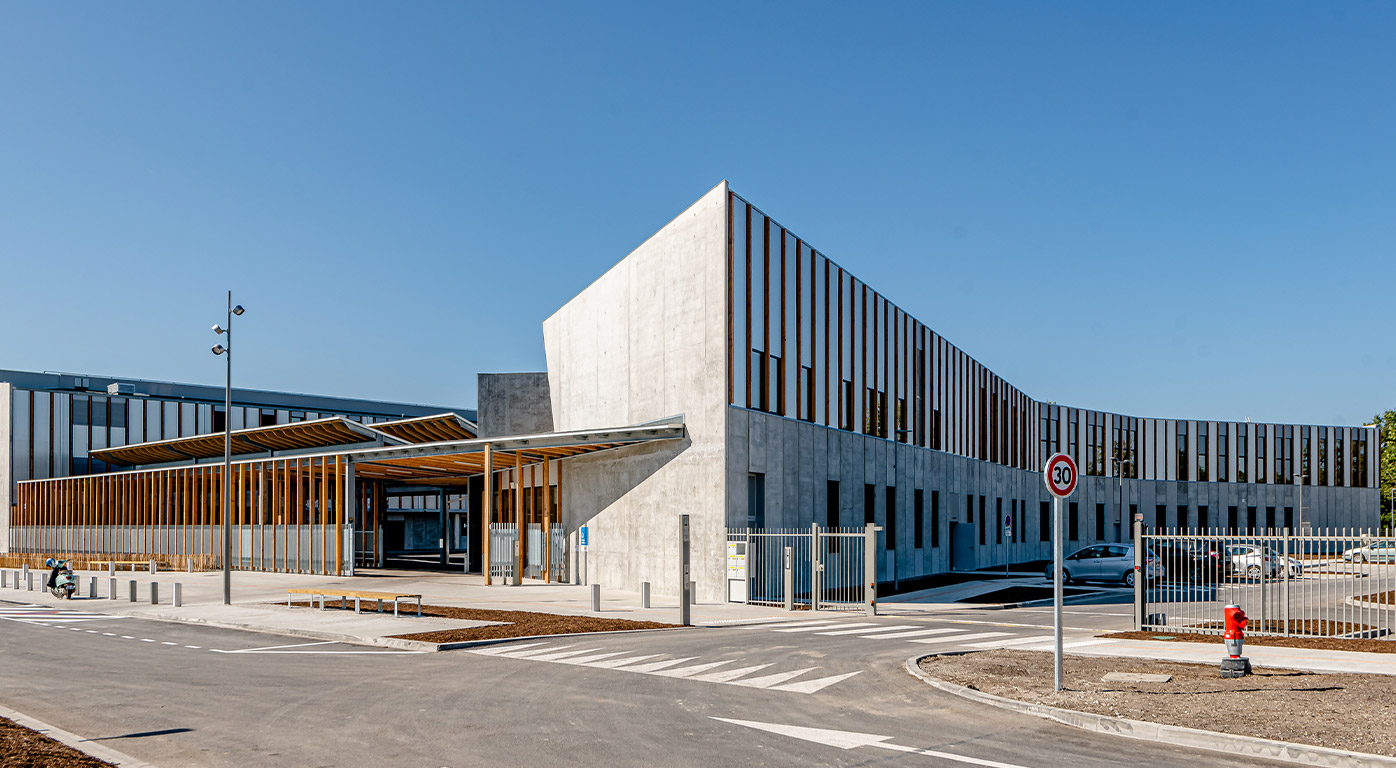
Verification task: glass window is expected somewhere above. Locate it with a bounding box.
[1196,423,1208,481]
[1176,422,1189,481]
[1236,424,1248,482]
[72,395,90,427]
[747,473,765,528]
[1217,423,1228,482]
[1256,425,1267,483]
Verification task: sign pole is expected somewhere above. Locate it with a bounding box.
[1053,495,1064,691]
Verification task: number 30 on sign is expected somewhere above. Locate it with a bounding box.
[1043,453,1078,498]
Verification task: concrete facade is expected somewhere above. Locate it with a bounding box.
[477,373,554,438]
[543,182,729,601]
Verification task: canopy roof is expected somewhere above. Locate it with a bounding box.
[369,412,477,443]
[89,416,403,467]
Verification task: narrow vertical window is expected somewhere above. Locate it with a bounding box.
[746,473,765,528]
[826,480,840,528]
[913,489,924,549]
[930,491,940,548]
[1039,501,1049,542]
[885,487,896,550]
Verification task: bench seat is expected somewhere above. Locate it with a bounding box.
[286,587,423,617]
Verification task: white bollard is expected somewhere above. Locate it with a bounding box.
[150,582,159,605]
[27,572,34,591]
[591,583,601,612]
[108,561,115,577]
[109,578,117,600]
[690,581,697,606]
[173,583,182,608]
[128,580,137,603]
[89,576,98,599]
[640,581,651,609]
[1,570,6,588]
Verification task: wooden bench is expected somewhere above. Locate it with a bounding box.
[91,560,165,573]
[286,587,422,618]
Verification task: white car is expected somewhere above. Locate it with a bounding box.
[1342,541,1396,564]
[1226,545,1280,579]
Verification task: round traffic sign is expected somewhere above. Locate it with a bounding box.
[1044,453,1078,498]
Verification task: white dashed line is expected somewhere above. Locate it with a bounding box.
[120,635,134,639]
[140,638,155,643]
[162,642,177,645]
[184,645,200,649]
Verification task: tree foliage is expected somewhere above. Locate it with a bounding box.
[1373,409,1396,530]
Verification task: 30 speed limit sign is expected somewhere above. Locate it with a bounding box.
[1043,453,1078,498]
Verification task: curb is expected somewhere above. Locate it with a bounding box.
[904,652,1396,768]
[0,703,157,768]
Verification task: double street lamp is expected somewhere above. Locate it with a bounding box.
[212,293,245,606]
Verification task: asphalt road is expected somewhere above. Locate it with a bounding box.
[0,597,1283,767]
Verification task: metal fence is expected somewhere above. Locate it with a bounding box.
[489,523,518,582]
[522,525,568,581]
[724,524,877,613]
[1137,528,1395,639]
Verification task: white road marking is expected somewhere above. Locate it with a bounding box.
[729,667,819,689]
[470,642,546,656]
[162,642,178,646]
[762,620,846,629]
[498,644,580,659]
[692,664,772,683]
[120,636,135,640]
[555,651,632,666]
[220,640,338,654]
[774,622,876,633]
[910,631,1011,644]
[770,671,862,694]
[652,660,735,678]
[184,645,201,649]
[861,628,963,639]
[612,657,697,673]
[140,638,155,643]
[585,654,661,669]
[712,717,1030,768]
[816,624,918,636]
[523,647,600,662]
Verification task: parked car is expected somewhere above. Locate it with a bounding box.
[1342,540,1396,564]
[1152,539,1231,582]
[1225,544,1295,578]
[1044,543,1162,587]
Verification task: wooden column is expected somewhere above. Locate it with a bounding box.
[542,456,551,582]
[513,452,523,585]
[482,444,493,585]
[319,457,329,575]
[334,456,345,576]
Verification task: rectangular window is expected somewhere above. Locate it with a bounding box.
[967,495,974,524]
[826,480,839,529]
[747,473,765,528]
[1246,506,1257,532]
[841,381,855,431]
[979,496,986,545]
[1228,506,1238,531]
[1301,427,1311,485]
[914,489,924,549]
[1068,502,1079,541]
[1217,424,1228,482]
[1176,422,1189,481]
[802,366,815,422]
[995,498,1003,544]
[771,355,784,415]
[1335,437,1345,487]
[930,491,941,548]
[260,410,277,427]
[1129,504,1137,530]
[111,398,127,430]
[1198,505,1209,530]
[1317,427,1328,486]
[1256,425,1267,483]
[1177,505,1188,529]
[1236,424,1247,482]
[72,394,90,426]
[1284,506,1294,530]
[1197,423,1208,481]
[212,407,227,433]
[886,487,896,550]
[1154,504,1166,529]
[1265,506,1276,531]
[864,484,876,526]
[1039,501,1050,542]
[1095,503,1105,540]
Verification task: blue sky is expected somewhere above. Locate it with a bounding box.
[1,3,1391,425]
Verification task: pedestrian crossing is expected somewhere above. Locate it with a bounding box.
[0,603,126,626]
[751,618,1106,652]
[469,642,859,695]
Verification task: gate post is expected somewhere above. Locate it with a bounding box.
[783,546,793,612]
[1133,519,1144,630]
[1282,528,1291,637]
[810,522,821,612]
[864,523,878,616]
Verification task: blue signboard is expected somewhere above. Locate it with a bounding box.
[579,526,589,550]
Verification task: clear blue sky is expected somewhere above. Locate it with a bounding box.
[2,3,1391,426]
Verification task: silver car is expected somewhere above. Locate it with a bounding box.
[1343,540,1396,563]
[1044,543,1162,587]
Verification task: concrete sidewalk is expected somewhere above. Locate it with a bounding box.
[0,566,796,648]
[1074,636,1396,676]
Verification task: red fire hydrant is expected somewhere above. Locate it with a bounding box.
[1221,604,1251,677]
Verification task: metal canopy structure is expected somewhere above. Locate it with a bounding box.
[89,416,404,467]
[335,421,685,486]
[369,412,478,444]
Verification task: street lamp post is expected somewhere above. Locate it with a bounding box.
[212,293,245,606]
[1113,457,1133,542]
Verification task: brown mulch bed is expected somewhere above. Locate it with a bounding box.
[920,650,1396,756]
[1363,590,1394,604]
[282,601,679,643]
[1102,629,1396,653]
[0,716,113,768]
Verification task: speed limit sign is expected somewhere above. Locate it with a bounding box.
[1044,453,1078,498]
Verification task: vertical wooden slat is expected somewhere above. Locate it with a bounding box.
[482,444,493,585]
[318,457,328,575]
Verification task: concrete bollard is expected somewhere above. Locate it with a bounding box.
[591,583,601,612]
[128,580,137,603]
[22,564,30,585]
[1,570,6,588]
[109,578,117,601]
[640,581,651,609]
[149,560,157,574]
[150,582,159,605]
[173,583,182,608]
[108,561,115,577]
[27,572,34,591]
[89,576,98,599]
[187,561,193,574]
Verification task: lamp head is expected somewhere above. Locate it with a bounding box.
[213,324,225,334]
[212,344,227,356]
[232,305,245,316]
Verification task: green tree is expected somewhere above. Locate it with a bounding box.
[1373,409,1396,531]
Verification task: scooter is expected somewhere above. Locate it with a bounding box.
[45,558,76,599]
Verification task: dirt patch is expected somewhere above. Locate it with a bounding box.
[1103,630,1396,653]
[0,716,113,768]
[282,601,679,643]
[1363,590,1394,605]
[919,650,1396,756]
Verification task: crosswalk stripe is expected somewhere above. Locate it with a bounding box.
[692,664,773,683]
[816,624,917,636]
[584,654,662,669]
[761,620,844,629]
[966,635,1053,649]
[499,645,580,659]
[770,671,861,694]
[524,647,599,662]
[1017,638,1112,652]
[773,622,875,633]
[555,651,631,666]
[613,657,698,673]
[472,642,547,656]
[729,667,820,689]
[652,660,735,678]
[909,631,1011,645]
[858,628,962,639]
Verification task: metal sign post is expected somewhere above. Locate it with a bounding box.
[1003,513,1013,580]
[679,515,691,627]
[1044,452,1079,692]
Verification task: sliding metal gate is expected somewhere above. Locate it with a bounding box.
[489,523,518,582]
[1138,528,1394,638]
[725,524,878,613]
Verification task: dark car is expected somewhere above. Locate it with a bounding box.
[1150,539,1230,582]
